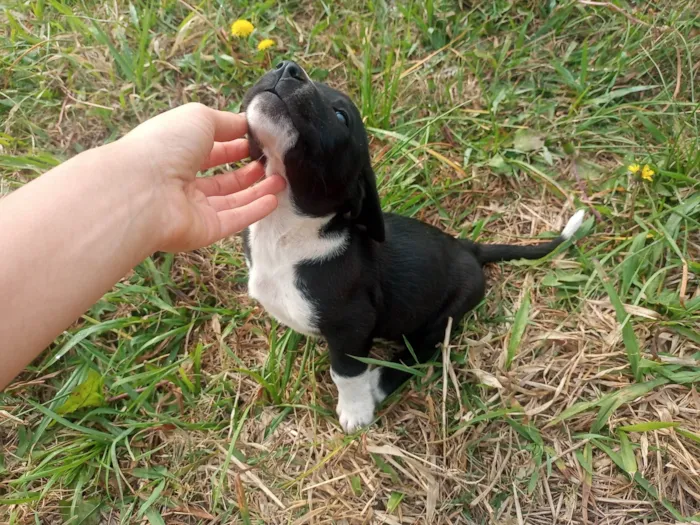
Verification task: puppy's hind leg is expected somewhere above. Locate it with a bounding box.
[376,321,449,397]
[378,269,484,397]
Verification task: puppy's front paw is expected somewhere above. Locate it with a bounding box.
[336,395,376,433]
[331,367,385,433]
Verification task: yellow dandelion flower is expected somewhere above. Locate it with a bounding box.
[628,163,640,173]
[231,19,254,38]
[257,39,275,51]
[641,165,654,182]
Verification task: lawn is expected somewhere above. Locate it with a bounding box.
[1,0,699,523]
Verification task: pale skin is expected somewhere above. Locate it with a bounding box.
[0,103,285,390]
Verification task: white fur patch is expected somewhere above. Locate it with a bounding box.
[331,368,385,432]
[561,209,585,240]
[246,94,348,337]
[246,95,298,159]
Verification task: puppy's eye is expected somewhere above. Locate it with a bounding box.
[335,110,348,126]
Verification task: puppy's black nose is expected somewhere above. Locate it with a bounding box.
[277,60,306,82]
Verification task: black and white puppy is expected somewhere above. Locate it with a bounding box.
[241,61,584,432]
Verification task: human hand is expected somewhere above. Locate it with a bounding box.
[119,103,285,253]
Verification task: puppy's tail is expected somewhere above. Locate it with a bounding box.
[467,210,585,265]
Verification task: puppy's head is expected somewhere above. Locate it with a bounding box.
[243,60,384,242]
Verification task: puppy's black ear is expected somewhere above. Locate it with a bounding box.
[350,167,385,242]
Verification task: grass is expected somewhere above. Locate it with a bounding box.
[1,0,699,523]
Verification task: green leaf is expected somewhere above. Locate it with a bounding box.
[592,395,621,433]
[350,475,362,496]
[617,431,637,475]
[177,366,195,393]
[513,129,544,153]
[633,473,684,521]
[491,87,506,113]
[583,442,593,485]
[621,232,648,297]
[0,492,42,505]
[636,113,667,143]
[542,271,590,287]
[527,453,541,495]
[665,193,699,237]
[549,377,668,429]
[90,21,136,86]
[677,428,700,444]
[137,480,165,519]
[28,399,113,442]
[618,422,680,432]
[50,317,146,365]
[0,153,60,171]
[541,272,560,287]
[541,146,554,165]
[506,418,543,446]
[351,356,426,377]
[592,378,668,433]
[59,498,103,525]
[588,85,659,106]
[579,39,589,87]
[575,442,593,477]
[592,439,625,472]
[488,153,508,173]
[557,273,590,283]
[371,454,400,484]
[671,326,700,345]
[506,288,531,370]
[387,492,405,513]
[656,367,700,385]
[547,398,601,426]
[593,260,641,381]
[144,508,166,525]
[56,370,105,415]
[552,60,577,89]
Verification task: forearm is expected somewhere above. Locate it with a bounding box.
[0,141,159,389]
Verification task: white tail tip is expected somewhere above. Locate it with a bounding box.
[561,209,585,240]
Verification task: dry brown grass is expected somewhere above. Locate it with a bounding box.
[2,0,699,523]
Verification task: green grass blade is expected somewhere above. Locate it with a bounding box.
[621,232,648,297]
[677,428,700,445]
[136,480,165,519]
[588,85,660,106]
[505,288,531,370]
[593,260,641,381]
[618,422,680,432]
[26,401,112,443]
[351,356,427,377]
[617,431,637,475]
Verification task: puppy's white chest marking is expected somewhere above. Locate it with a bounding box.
[248,201,345,336]
[248,203,332,335]
[245,92,347,335]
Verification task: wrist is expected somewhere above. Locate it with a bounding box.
[79,139,166,257]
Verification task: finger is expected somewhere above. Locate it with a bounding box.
[207,175,286,212]
[217,194,279,238]
[208,109,248,142]
[201,139,249,170]
[195,161,266,197]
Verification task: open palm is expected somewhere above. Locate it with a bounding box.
[123,103,285,252]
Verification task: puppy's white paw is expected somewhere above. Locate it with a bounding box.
[331,368,385,433]
[336,395,376,433]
